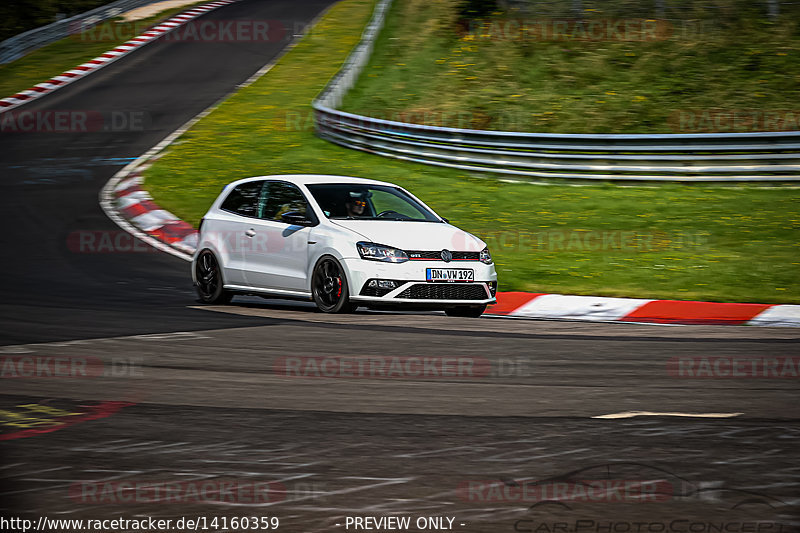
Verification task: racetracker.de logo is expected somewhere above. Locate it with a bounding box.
[463,18,673,42]
[667,356,800,378]
[0,110,148,133]
[274,356,491,379]
[453,229,709,253]
[668,109,800,133]
[69,480,286,504]
[67,231,159,253]
[0,356,142,378]
[458,479,673,503]
[0,356,104,378]
[72,19,287,42]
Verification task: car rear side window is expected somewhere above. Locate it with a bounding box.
[260,181,310,222]
[220,181,264,217]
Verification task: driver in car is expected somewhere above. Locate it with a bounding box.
[345,193,368,218]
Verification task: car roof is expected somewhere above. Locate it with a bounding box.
[226,174,398,188]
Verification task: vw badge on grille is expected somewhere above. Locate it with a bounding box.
[441,249,452,262]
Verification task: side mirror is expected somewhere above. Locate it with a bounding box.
[281,211,311,226]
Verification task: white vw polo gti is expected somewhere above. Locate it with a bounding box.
[192,175,497,316]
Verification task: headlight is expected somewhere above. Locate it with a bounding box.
[357,242,409,263]
[480,247,492,265]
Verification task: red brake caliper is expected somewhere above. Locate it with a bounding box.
[336,277,342,298]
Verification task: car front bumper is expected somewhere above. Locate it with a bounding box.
[342,257,498,306]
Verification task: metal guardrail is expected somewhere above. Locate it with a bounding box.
[0,0,162,64]
[313,0,800,182]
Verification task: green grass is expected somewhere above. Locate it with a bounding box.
[0,1,211,98]
[142,0,800,304]
[340,0,800,133]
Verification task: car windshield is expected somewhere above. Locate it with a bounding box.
[306,184,441,222]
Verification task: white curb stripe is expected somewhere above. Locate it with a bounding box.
[512,294,654,322]
[747,305,800,327]
[130,210,178,231]
[114,176,143,192]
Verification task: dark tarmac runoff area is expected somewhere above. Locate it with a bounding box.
[0,0,798,531]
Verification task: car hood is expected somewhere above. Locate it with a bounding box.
[331,220,485,251]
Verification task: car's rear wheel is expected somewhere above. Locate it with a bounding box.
[445,305,486,318]
[195,250,232,304]
[312,256,357,313]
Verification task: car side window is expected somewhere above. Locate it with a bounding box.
[220,181,264,217]
[261,182,310,222]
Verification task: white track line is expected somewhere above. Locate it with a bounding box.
[592,411,744,419]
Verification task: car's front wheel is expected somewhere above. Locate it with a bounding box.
[311,256,357,313]
[445,305,486,318]
[195,249,233,304]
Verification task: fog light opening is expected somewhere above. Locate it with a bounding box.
[361,279,401,297]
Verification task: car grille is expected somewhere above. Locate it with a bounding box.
[407,250,480,261]
[396,283,488,300]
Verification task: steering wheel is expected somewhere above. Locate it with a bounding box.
[376,210,410,219]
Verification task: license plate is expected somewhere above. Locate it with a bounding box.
[426,268,474,283]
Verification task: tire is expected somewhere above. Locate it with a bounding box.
[194,250,233,304]
[445,305,486,318]
[311,256,357,313]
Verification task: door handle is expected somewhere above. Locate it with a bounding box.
[245,228,256,237]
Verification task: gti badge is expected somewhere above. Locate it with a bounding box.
[441,249,452,263]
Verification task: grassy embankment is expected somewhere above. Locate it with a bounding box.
[341,0,800,133]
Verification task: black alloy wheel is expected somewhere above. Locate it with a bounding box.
[312,256,357,313]
[195,250,232,304]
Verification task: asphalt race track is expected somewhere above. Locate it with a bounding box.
[1,0,799,531]
[0,0,334,344]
